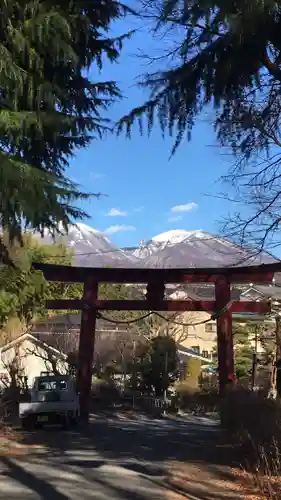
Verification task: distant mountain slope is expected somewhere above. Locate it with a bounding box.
[32,223,138,267]
[130,229,278,268]
[34,224,279,269]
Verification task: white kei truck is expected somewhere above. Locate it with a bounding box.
[19,374,80,429]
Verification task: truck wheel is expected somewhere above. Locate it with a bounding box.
[21,416,34,430]
[62,416,70,430]
[71,417,79,428]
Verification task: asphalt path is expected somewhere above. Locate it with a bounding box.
[0,412,233,500]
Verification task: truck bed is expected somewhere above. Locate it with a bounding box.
[19,400,79,418]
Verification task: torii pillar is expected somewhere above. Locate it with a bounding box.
[215,277,235,395]
[76,276,98,421]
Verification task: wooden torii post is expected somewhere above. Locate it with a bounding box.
[33,262,277,420]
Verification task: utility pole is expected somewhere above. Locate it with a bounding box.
[132,340,136,409]
[268,350,277,399]
[251,325,258,391]
[267,314,281,399]
[121,350,126,393]
[162,327,169,416]
[276,315,281,360]
[275,315,281,398]
[162,350,168,417]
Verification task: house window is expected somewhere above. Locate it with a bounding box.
[191,345,200,354]
[202,350,209,358]
[205,323,216,333]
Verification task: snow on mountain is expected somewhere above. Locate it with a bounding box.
[33,223,279,269]
[32,222,138,267]
[152,229,209,245]
[132,229,278,268]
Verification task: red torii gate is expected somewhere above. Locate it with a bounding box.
[33,261,279,420]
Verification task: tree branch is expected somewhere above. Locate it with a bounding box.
[262,48,281,83]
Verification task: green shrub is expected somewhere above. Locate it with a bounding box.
[91,378,121,403]
[175,382,219,413]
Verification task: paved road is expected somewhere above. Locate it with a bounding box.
[0,412,229,500]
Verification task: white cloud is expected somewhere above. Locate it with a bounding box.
[106,208,128,217]
[133,206,144,213]
[171,202,198,213]
[168,215,183,222]
[105,225,136,234]
[90,172,105,179]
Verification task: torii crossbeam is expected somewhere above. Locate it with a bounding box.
[33,262,279,420]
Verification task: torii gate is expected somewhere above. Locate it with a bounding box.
[33,261,279,420]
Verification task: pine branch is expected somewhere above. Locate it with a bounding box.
[118,0,281,155]
[0,153,94,239]
[0,0,130,238]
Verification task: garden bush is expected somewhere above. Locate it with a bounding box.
[220,388,281,482]
[220,389,281,445]
[175,382,219,414]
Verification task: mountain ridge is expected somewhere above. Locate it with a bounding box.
[33,223,279,269]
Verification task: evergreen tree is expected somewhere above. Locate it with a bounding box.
[0,0,130,240]
[119,0,281,156]
[232,323,254,382]
[138,335,179,396]
[118,1,281,247]
[233,322,273,384]
[0,234,80,334]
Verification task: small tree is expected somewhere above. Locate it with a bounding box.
[233,322,275,386]
[138,336,179,396]
[233,323,253,383]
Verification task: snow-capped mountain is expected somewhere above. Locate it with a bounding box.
[130,229,278,268]
[133,230,212,259]
[34,224,279,268]
[32,223,138,267]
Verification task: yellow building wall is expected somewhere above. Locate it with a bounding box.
[174,313,269,360]
[175,311,217,359]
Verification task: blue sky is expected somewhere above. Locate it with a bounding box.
[69,13,236,248]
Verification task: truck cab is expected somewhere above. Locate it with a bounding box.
[19,373,80,429]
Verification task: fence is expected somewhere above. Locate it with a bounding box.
[96,392,174,415]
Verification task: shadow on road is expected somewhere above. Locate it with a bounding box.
[19,411,234,466]
[0,411,245,499]
[1,456,69,500]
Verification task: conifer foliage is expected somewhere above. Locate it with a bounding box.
[119,1,281,158]
[0,0,129,238]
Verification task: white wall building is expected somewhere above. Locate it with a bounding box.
[0,334,68,388]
